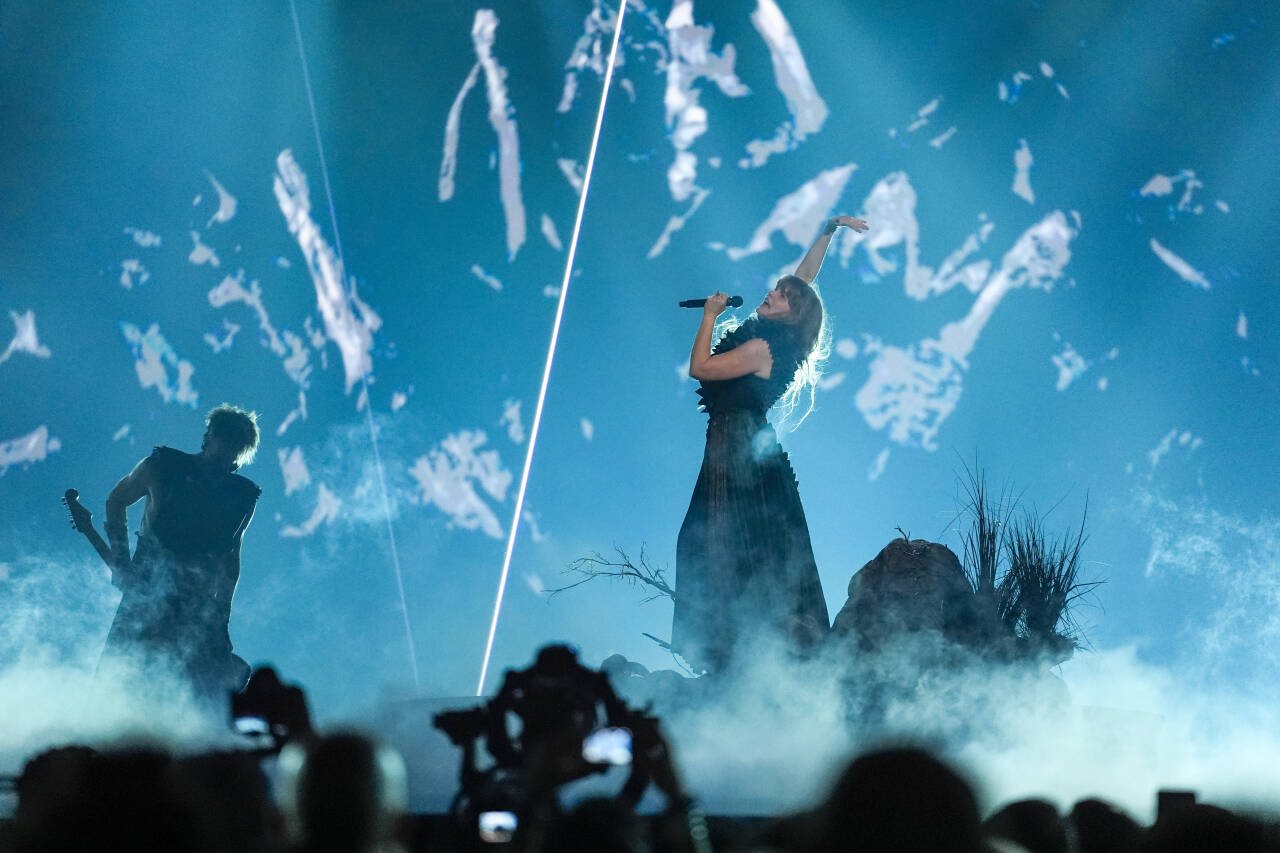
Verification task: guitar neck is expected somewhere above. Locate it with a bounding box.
[82,525,117,570]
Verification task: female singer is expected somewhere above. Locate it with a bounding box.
[672,215,868,674]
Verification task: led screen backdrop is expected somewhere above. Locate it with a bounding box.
[1,0,1277,813]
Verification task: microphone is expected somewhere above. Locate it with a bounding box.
[679,295,743,309]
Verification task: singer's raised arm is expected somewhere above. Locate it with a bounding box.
[794,215,868,283]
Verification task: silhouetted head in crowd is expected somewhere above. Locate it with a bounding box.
[984,799,1071,853]
[1069,798,1142,853]
[280,731,409,853]
[1140,803,1271,853]
[176,751,278,853]
[814,747,984,853]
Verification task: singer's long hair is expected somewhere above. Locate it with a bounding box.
[713,275,830,430]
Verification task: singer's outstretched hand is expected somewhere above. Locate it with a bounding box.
[702,291,729,320]
[824,215,869,235]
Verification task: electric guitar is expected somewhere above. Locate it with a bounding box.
[63,488,128,580]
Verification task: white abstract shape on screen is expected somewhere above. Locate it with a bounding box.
[408,429,511,539]
[470,264,503,291]
[663,0,749,202]
[558,158,585,193]
[391,391,408,412]
[835,338,858,359]
[119,259,149,289]
[274,149,382,393]
[867,447,889,482]
[278,446,312,496]
[929,127,957,148]
[1147,428,1202,469]
[0,425,62,473]
[276,391,309,437]
[543,284,560,299]
[522,508,548,542]
[580,418,594,441]
[524,572,545,594]
[439,62,481,202]
[500,398,525,444]
[541,214,563,251]
[112,424,131,442]
[1097,377,1108,391]
[818,371,845,391]
[281,482,340,538]
[740,0,828,168]
[854,211,1077,450]
[208,270,284,355]
[1140,169,1204,216]
[1,309,52,365]
[853,173,995,300]
[1215,200,1229,213]
[648,187,709,258]
[1149,239,1210,290]
[1237,312,1248,339]
[1241,356,1260,377]
[1139,174,1175,197]
[119,322,198,408]
[1052,339,1088,391]
[1012,139,1035,204]
[188,231,220,267]
[203,319,241,353]
[204,171,238,227]
[557,0,625,113]
[1039,61,1054,77]
[725,164,856,261]
[440,10,525,260]
[124,227,162,248]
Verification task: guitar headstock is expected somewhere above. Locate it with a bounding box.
[63,488,95,535]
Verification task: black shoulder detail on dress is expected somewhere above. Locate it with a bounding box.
[230,473,262,502]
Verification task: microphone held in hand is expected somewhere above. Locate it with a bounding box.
[679,295,743,309]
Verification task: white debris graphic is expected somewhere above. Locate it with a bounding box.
[580,418,594,441]
[0,425,62,473]
[741,0,828,168]
[203,319,241,353]
[867,447,890,482]
[277,446,312,495]
[852,173,995,300]
[470,265,503,292]
[439,11,526,260]
[1,309,52,365]
[556,0,625,113]
[648,188,709,259]
[854,211,1077,450]
[391,391,408,412]
[522,509,548,542]
[120,322,198,407]
[188,231,220,267]
[725,164,857,261]
[124,227,162,247]
[500,398,525,444]
[929,127,957,149]
[818,372,846,391]
[1052,339,1088,391]
[439,62,481,202]
[835,338,858,359]
[1237,312,1248,339]
[1148,428,1202,469]
[281,482,341,538]
[407,429,512,539]
[1012,139,1035,204]
[112,424,131,442]
[540,214,563,251]
[1149,239,1210,290]
[274,149,382,393]
[119,259,150,289]
[1139,169,1205,216]
[207,270,311,389]
[557,159,585,193]
[204,171,238,227]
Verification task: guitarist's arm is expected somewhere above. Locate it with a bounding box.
[214,503,255,620]
[105,457,153,586]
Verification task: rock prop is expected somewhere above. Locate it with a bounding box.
[831,538,978,653]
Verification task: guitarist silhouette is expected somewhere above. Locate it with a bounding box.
[77,404,261,709]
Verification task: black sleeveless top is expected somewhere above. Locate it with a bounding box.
[695,317,806,416]
[141,446,261,562]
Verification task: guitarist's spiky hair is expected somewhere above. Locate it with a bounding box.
[205,403,260,469]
